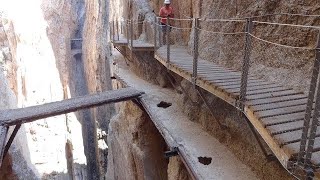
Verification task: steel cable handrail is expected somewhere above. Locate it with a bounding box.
[167,25,193,30]
[156,17,193,21]
[248,12,320,19]
[252,20,320,29]
[196,27,245,35]
[199,18,246,23]
[248,32,316,50]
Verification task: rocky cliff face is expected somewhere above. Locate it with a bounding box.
[0,69,40,179]
[106,100,168,180]
[82,0,114,176]
[0,0,92,179]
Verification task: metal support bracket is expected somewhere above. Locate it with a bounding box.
[164,147,179,158]
[3,124,21,158]
[195,86,229,131]
[242,113,275,161]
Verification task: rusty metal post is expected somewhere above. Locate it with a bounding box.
[154,16,157,51]
[192,18,200,87]
[239,18,253,110]
[166,16,170,66]
[130,19,134,48]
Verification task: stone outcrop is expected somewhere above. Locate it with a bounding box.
[0,69,40,179]
[106,100,169,180]
[0,0,88,179]
[82,0,115,176]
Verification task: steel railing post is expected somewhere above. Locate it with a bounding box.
[127,20,130,45]
[120,21,123,35]
[131,19,134,48]
[116,20,119,40]
[192,18,200,87]
[298,31,320,173]
[154,16,157,51]
[112,20,115,42]
[166,16,170,67]
[239,18,253,110]
[109,22,112,42]
[158,18,162,47]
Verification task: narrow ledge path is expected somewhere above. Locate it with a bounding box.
[113,55,259,180]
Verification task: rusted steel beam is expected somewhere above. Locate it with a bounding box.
[0,88,144,126]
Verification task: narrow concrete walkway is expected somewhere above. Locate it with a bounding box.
[113,54,259,179]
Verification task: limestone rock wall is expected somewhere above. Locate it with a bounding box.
[0,0,89,178]
[106,100,169,180]
[82,0,115,176]
[0,69,40,179]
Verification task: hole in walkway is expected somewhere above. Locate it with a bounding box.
[198,156,212,165]
[157,101,172,108]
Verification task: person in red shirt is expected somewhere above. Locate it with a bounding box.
[159,0,174,44]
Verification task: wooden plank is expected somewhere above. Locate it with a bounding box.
[284,136,320,154]
[0,88,144,126]
[255,104,307,119]
[208,77,259,84]
[196,78,238,106]
[284,136,320,164]
[199,75,242,81]
[189,67,228,71]
[214,79,265,87]
[226,83,280,93]
[0,126,8,167]
[267,120,304,135]
[173,64,224,70]
[197,70,239,76]
[234,87,291,96]
[261,112,306,126]
[247,94,306,106]
[273,127,302,145]
[188,66,235,73]
[251,98,308,112]
[222,81,274,90]
[244,107,291,168]
[246,90,303,100]
[274,129,320,146]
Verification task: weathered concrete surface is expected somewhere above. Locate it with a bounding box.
[110,54,259,179]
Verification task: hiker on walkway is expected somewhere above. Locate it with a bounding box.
[159,0,174,44]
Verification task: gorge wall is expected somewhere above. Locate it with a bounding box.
[0,0,113,178]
